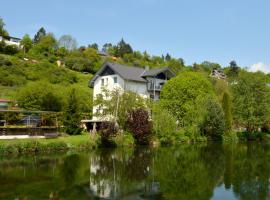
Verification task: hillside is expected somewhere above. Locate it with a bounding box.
[0,53,93,112]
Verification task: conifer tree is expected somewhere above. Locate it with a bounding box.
[63,89,82,135]
[222,92,232,134]
[33,27,46,43]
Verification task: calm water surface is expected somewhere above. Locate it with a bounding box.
[0,143,270,200]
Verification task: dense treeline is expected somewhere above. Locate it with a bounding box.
[1,17,270,142]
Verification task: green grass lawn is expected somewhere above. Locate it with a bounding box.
[0,135,100,155]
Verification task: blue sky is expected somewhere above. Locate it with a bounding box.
[1,0,270,71]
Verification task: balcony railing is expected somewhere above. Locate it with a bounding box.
[147,83,162,91]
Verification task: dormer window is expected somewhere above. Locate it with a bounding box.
[114,77,117,84]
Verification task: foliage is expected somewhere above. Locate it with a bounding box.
[29,33,57,57]
[63,89,82,135]
[64,48,101,73]
[115,38,133,57]
[20,34,33,53]
[88,43,98,50]
[112,131,135,147]
[232,71,270,133]
[0,135,100,155]
[94,89,149,129]
[17,81,62,111]
[0,17,9,36]
[33,27,46,43]
[160,71,214,125]
[99,121,118,146]
[182,96,208,140]
[201,97,225,140]
[152,103,178,144]
[126,108,152,144]
[58,35,77,51]
[222,92,233,134]
[227,60,240,77]
[4,45,19,55]
[193,61,221,74]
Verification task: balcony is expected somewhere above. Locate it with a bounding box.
[147,83,162,91]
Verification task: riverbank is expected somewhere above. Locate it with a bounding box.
[1,131,270,155]
[0,133,136,155]
[0,135,98,155]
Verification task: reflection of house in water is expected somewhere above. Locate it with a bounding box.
[85,156,161,199]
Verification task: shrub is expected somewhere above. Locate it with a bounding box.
[126,108,152,144]
[0,55,12,66]
[4,45,19,55]
[63,89,82,135]
[17,81,62,111]
[99,121,118,146]
[112,131,135,147]
[160,71,214,125]
[201,98,225,140]
[152,104,177,144]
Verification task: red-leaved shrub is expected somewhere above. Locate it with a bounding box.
[126,108,152,144]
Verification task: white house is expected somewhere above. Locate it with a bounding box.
[0,35,21,46]
[83,62,175,131]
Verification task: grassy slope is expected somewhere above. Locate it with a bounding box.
[0,53,93,107]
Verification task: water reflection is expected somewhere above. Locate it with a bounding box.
[0,143,270,199]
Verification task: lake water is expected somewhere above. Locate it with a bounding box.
[0,142,270,200]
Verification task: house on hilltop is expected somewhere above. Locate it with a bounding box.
[210,69,226,79]
[83,62,175,131]
[89,62,175,99]
[0,35,21,46]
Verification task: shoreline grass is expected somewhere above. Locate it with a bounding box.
[0,135,101,155]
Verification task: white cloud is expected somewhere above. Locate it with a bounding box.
[249,62,270,74]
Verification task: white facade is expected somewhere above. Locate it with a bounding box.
[0,36,21,46]
[90,63,175,121]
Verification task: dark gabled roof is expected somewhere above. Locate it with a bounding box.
[0,35,21,40]
[89,62,175,87]
[141,67,175,78]
[107,62,147,82]
[89,62,147,87]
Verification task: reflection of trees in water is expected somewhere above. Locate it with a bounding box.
[60,153,81,186]
[2,143,270,200]
[153,143,270,200]
[225,143,270,200]
[153,144,224,200]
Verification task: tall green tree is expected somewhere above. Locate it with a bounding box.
[222,92,232,134]
[228,60,240,77]
[20,34,33,53]
[30,33,57,56]
[232,71,270,132]
[33,27,46,43]
[63,88,82,135]
[0,17,9,36]
[201,97,225,140]
[58,35,77,51]
[115,38,133,57]
[88,43,98,50]
[160,71,214,125]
